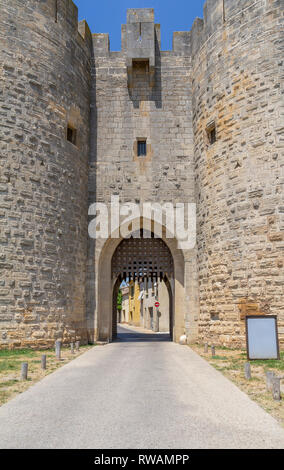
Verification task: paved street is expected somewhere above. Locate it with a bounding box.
[0,325,284,449]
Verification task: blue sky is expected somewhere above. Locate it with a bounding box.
[74,0,205,51]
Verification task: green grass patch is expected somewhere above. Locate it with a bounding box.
[250,358,284,370]
[211,355,229,360]
[0,349,37,358]
[230,358,244,368]
[212,365,232,372]
[208,349,284,373]
[0,360,22,372]
[244,351,284,370]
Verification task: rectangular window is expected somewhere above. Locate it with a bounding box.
[206,121,216,145]
[137,140,147,157]
[211,313,219,321]
[67,125,77,146]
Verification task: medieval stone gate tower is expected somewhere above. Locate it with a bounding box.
[0,0,283,349]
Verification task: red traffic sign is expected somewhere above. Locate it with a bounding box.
[155,302,160,307]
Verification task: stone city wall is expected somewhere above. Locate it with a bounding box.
[0,1,283,349]
[191,0,284,347]
[0,0,92,348]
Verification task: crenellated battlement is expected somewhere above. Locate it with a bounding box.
[189,0,224,56]
[58,0,78,30]
[92,33,110,55]
[30,0,93,54]
[22,1,270,62]
[172,31,191,55]
[78,19,93,52]
[189,0,258,56]
[89,0,259,58]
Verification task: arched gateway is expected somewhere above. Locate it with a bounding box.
[92,219,188,344]
[111,234,174,339]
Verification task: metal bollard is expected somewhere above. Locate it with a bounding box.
[211,345,215,357]
[41,354,46,370]
[244,362,251,380]
[21,362,28,381]
[204,343,208,353]
[272,377,281,401]
[71,342,74,354]
[55,340,61,360]
[75,341,80,352]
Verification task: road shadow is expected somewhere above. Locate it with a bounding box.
[115,325,171,343]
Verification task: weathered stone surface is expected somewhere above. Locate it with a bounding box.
[0,0,283,349]
[192,0,284,348]
[0,0,92,348]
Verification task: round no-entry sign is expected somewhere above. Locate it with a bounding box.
[155,302,160,307]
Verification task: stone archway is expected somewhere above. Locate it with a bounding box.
[164,275,174,340]
[111,234,174,340]
[95,218,186,343]
[112,277,122,340]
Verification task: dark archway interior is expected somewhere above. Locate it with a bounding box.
[111,233,174,342]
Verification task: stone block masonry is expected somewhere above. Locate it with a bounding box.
[0,0,92,348]
[192,0,284,348]
[0,0,283,349]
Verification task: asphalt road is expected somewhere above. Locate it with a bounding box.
[0,324,284,449]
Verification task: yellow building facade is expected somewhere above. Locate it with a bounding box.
[128,281,140,326]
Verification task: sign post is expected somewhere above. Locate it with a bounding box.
[246,315,280,360]
[154,282,159,332]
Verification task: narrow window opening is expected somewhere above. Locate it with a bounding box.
[209,127,216,145]
[211,313,219,321]
[67,125,77,146]
[206,121,216,145]
[137,140,147,157]
[55,0,58,23]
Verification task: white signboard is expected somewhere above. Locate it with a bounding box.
[246,316,280,360]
